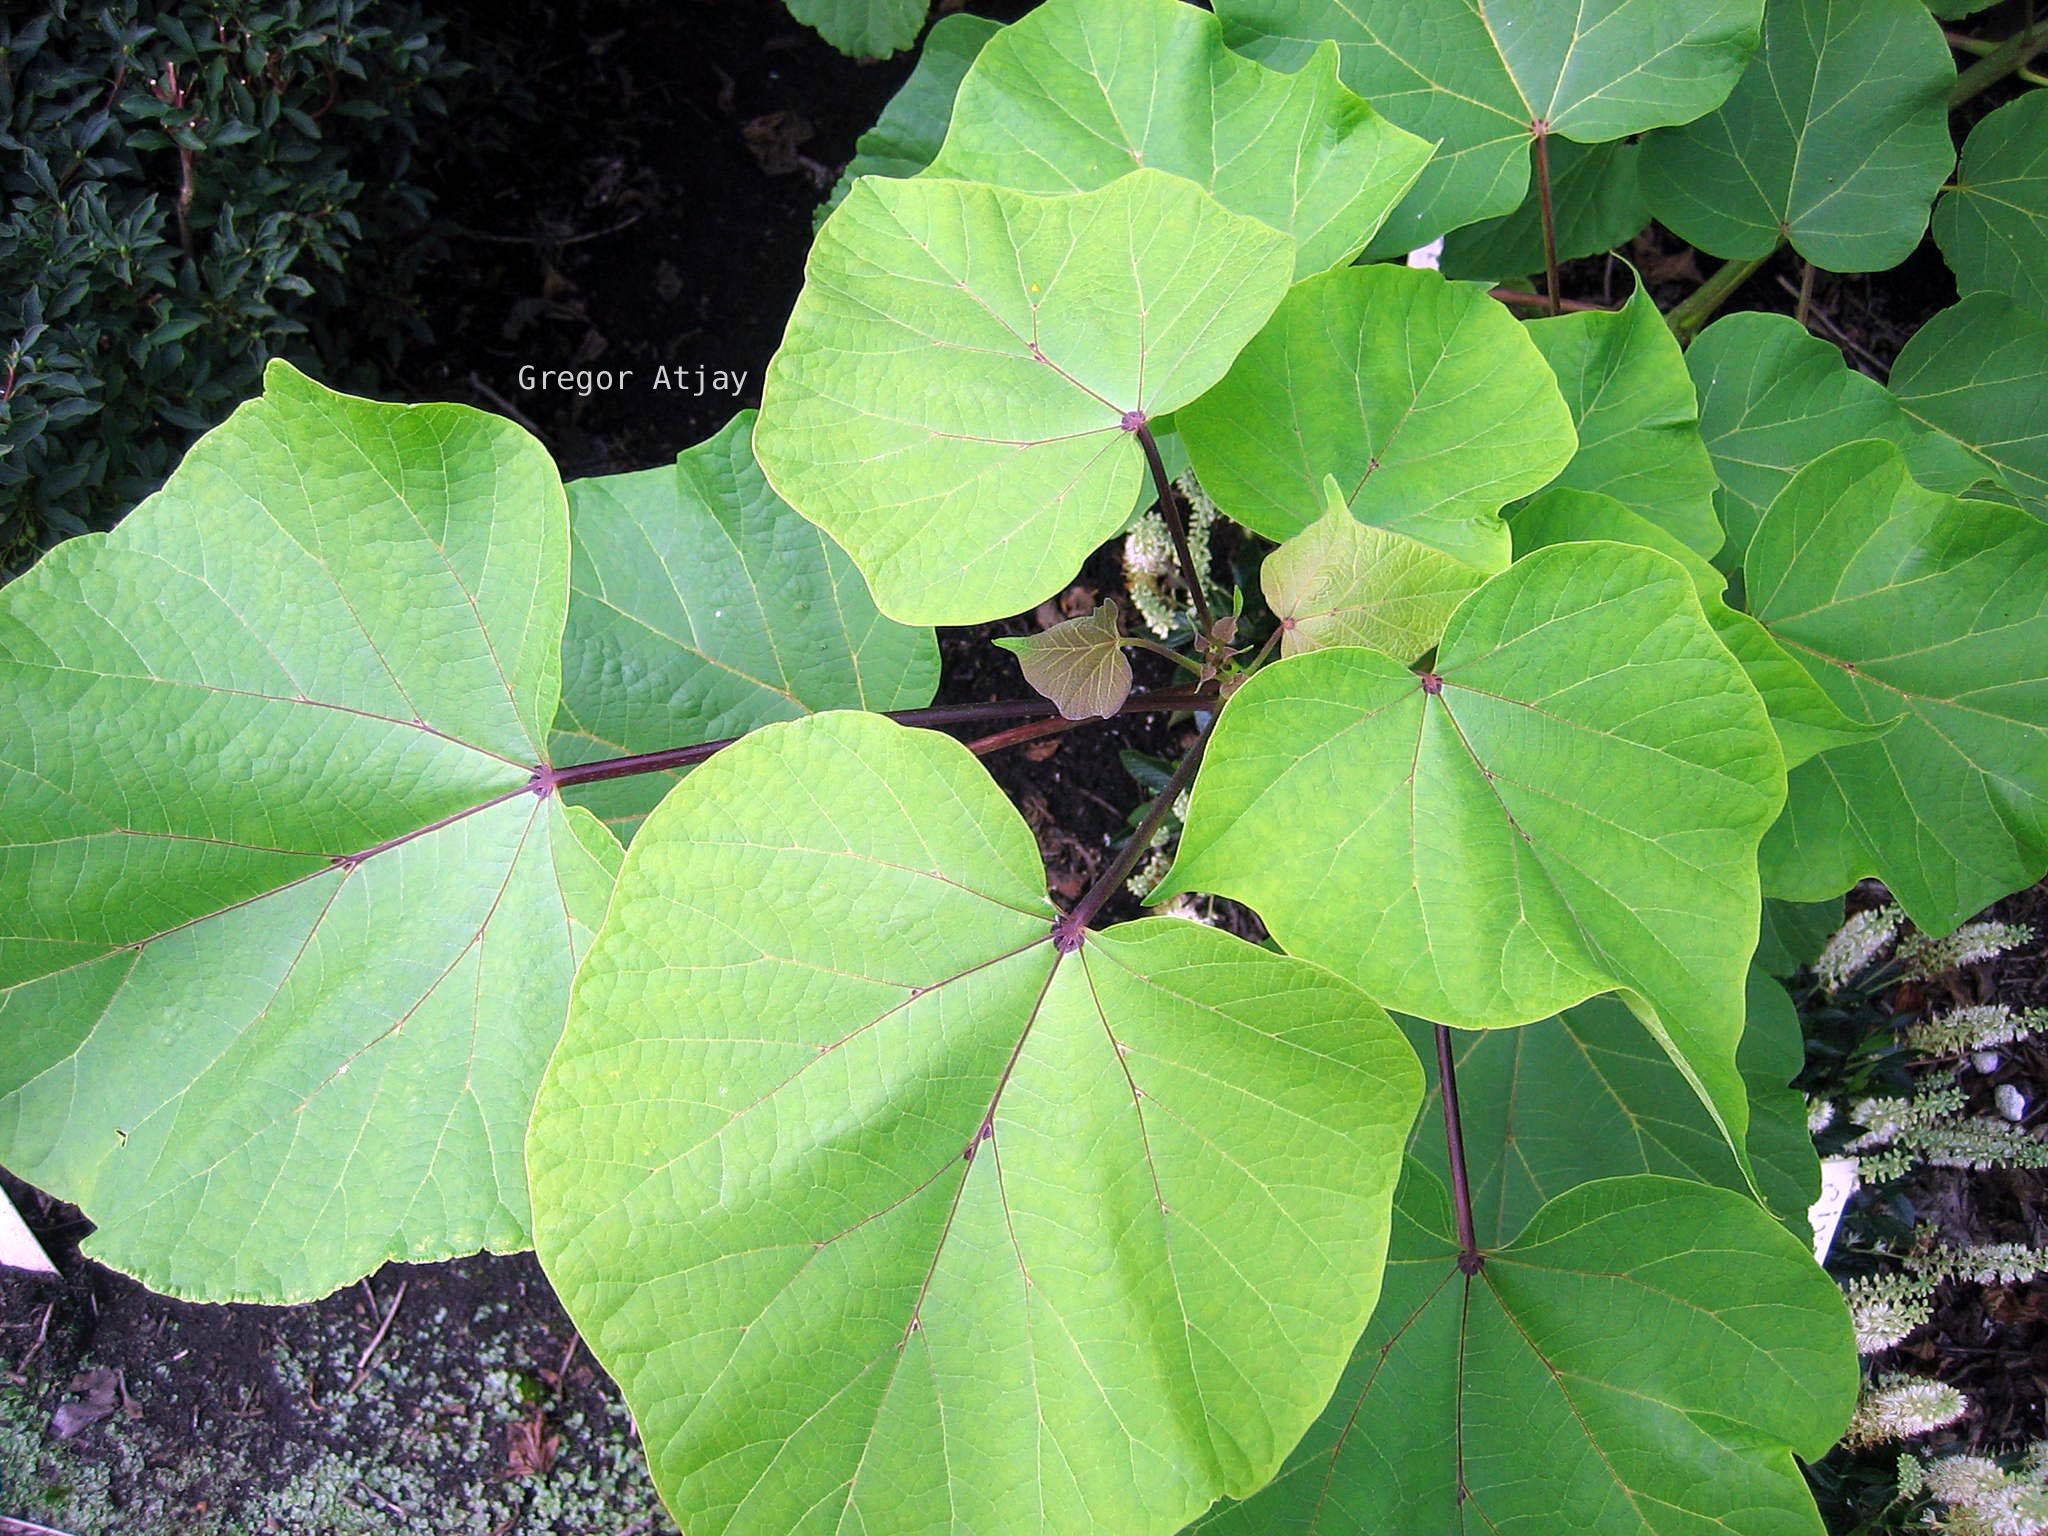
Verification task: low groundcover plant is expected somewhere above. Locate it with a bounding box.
[6,0,2048,1531]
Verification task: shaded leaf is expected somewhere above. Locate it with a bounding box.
[1757,896,1842,979]
[996,598,1133,720]
[1440,138,1649,283]
[1935,92,2048,319]
[821,12,1001,220]
[1890,294,2048,514]
[785,0,927,59]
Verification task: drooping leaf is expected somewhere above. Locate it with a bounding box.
[1401,970,1822,1245]
[1177,263,1577,568]
[996,598,1133,720]
[1160,541,1786,1178]
[528,711,1422,1536]
[1756,896,1842,979]
[552,412,938,841]
[1214,0,1763,255]
[784,0,928,59]
[754,170,1294,624]
[821,12,1001,220]
[1890,295,2048,514]
[1263,477,1486,663]
[1689,311,1985,571]
[0,361,620,1303]
[1193,1170,1857,1535]
[1935,93,2048,319]
[1746,439,2048,934]
[1521,279,1722,556]
[1440,138,1649,283]
[1639,0,1955,271]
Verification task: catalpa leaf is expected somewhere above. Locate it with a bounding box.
[1214,0,1763,256]
[1689,311,1985,571]
[1158,541,1787,1179]
[924,0,1432,278]
[552,412,938,841]
[754,170,1294,624]
[821,12,1000,220]
[1192,1170,1856,1536]
[1935,93,2048,319]
[1401,971,1822,1246]
[996,598,1133,720]
[1263,477,1485,663]
[1747,439,2048,934]
[0,361,620,1303]
[528,712,1421,1536]
[1890,295,2048,513]
[1521,277,1722,558]
[1440,138,1649,283]
[1178,263,1576,568]
[1757,896,1843,980]
[1640,0,1955,271]
[784,0,927,59]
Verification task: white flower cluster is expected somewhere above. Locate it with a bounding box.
[1847,1087,2048,1179]
[1911,1239,2048,1288]
[1818,904,1905,991]
[1908,1004,2048,1059]
[1915,1446,2048,1536]
[1844,1271,1935,1355]
[1846,1373,1969,1447]
[1121,471,1221,640]
[1899,920,2038,982]
[1808,1096,1839,1134]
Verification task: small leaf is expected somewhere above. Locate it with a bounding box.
[529,712,1422,1536]
[821,13,1000,217]
[755,171,1294,624]
[925,0,1432,278]
[553,413,938,841]
[1890,295,2048,514]
[1440,138,1649,283]
[1263,477,1485,662]
[1746,439,2048,934]
[1934,92,2048,318]
[784,0,928,59]
[1178,264,1577,567]
[995,598,1133,720]
[1193,1171,1857,1536]
[1160,542,1786,1179]
[1640,0,1955,271]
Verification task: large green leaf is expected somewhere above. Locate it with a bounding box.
[1402,970,1821,1246]
[755,170,1294,625]
[0,361,620,1303]
[1214,0,1762,256]
[925,0,1430,278]
[1689,311,1984,571]
[1935,93,2048,319]
[1193,1170,1857,1535]
[785,0,927,59]
[1440,138,1649,283]
[1890,295,2048,514]
[1746,439,2048,933]
[1177,264,1577,568]
[1639,0,1954,271]
[552,412,937,841]
[1158,541,1786,1177]
[529,711,1421,1536]
[1522,278,1722,557]
[822,12,1001,220]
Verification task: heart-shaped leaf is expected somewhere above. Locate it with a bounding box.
[822,12,1000,219]
[553,412,938,841]
[1746,439,2048,933]
[1159,541,1786,1177]
[1192,1171,1856,1535]
[754,170,1294,624]
[1440,138,1649,283]
[1890,295,2048,513]
[1178,264,1577,567]
[1520,279,1721,557]
[1640,0,1954,271]
[529,711,1422,1536]
[785,0,928,59]
[924,0,1431,278]
[1935,93,2048,318]
[996,598,1133,719]
[0,362,619,1302]
[1214,0,1763,255]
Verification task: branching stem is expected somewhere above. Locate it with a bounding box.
[1132,420,1216,642]
[1533,122,1562,317]
[1435,1024,1485,1275]
[1050,728,1208,952]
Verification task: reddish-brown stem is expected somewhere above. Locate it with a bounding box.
[1050,729,1208,952]
[1489,287,1604,314]
[1132,420,1216,642]
[1435,1025,1485,1274]
[1533,122,1561,317]
[965,717,1085,756]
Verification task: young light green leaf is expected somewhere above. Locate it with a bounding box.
[923,0,1431,278]
[528,711,1422,1536]
[784,0,927,59]
[821,12,1001,219]
[0,361,620,1303]
[1193,1171,1857,1536]
[1159,542,1787,1180]
[1440,138,1649,283]
[1689,311,1986,571]
[1639,0,1955,271]
[1934,93,2048,318]
[1214,0,1763,255]
[1178,264,1576,568]
[1263,477,1485,662]
[754,170,1294,625]
[1401,971,1822,1246]
[552,412,938,841]
[995,598,1133,720]
[1890,295,2048,513]
[1521,278,1722,557]
[1746,439,2048,934]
